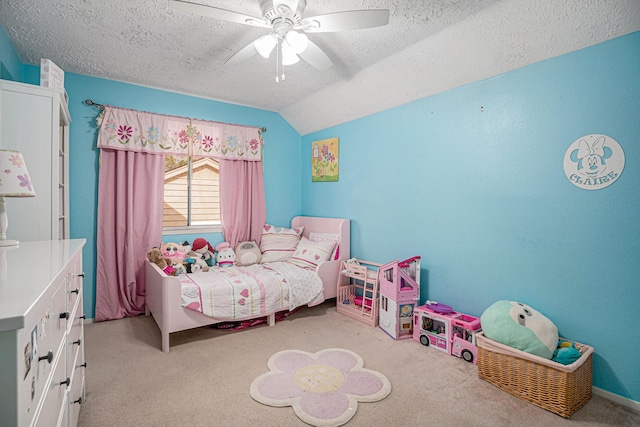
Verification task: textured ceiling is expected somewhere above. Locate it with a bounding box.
[1,0,639,135]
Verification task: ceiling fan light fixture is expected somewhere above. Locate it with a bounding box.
[281,43,300,65]
[254,34,277,58]
[284,30,308,54]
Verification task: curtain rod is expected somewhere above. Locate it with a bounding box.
[83,99,267,133]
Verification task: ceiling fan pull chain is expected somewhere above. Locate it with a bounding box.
[276,41,280,83]
[282,55,286,81]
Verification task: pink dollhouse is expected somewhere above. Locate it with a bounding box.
[378,256,421,339]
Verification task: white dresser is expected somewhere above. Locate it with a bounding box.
[0,79,71,241]
[0,239,86,427]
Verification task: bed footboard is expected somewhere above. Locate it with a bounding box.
[146,261,282,352]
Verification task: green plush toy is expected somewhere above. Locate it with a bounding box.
[552,340,582,365]
[481,300,559,359]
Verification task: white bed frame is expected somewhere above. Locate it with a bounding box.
[145,216,350,352]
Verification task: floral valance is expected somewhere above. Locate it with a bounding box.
[97,106,263,161]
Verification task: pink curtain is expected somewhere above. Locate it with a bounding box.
[95,149,165,321]
[219,159,266,249]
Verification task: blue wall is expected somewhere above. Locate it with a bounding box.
[0,25,23,81]
[2,22,639,402]
[301,31,640,402]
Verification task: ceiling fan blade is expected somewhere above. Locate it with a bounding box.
[300,10,389,33]
[225,41,259,66]
[297,39,333,70]
[168,0,270,28]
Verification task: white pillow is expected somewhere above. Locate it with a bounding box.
[259,224,304,263]
[309,231,340,260]
[288,237,336,269]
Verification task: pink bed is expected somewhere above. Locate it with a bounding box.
[145,216,350,352]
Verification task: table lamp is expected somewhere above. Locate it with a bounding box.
[0,149,36,246]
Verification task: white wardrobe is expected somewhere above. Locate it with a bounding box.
[0,80,71,241]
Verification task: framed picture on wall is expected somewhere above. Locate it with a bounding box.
[312,137,339,182]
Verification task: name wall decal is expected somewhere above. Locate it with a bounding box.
[563,134,625,190]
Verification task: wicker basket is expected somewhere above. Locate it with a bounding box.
[477,332,593,418]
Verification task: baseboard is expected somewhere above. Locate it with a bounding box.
[593,387,640,413]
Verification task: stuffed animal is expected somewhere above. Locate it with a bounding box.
[235,241,261,266]
[181,240,192,255]
[481,300,559,359]
[147,248,174,276]
[170,261,186,275]
[146,248,168,269]
[192,237,215,266]
[552,340,582,365]
[215,242,236,267]
[161,242,187,264]
[185,251,210,273]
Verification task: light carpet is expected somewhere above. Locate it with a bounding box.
[250,348,391,426]
[78,300,640,426]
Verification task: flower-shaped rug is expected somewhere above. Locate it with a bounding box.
[250,348,391,426]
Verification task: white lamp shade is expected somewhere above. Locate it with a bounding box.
[281,42,300,65]
[0,149,36,197]
[254,34,277,59]
[284,30,309,54]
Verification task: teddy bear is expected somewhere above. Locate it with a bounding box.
[147,247,174,276]
[191,237,215,266]
[235,241,261,266]
[215,242,236,267]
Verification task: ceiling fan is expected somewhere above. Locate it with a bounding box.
[168,0,389,75]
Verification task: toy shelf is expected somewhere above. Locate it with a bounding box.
[336,259,382,327]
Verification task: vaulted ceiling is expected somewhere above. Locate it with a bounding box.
[1,0,638,135]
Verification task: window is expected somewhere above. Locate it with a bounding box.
[163,155,220,232]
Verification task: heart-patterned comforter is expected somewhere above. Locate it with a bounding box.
[179,262,324,320]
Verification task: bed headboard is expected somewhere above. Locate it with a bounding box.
[290,216,350,261]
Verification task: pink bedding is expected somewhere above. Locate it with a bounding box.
[179,262,324,320]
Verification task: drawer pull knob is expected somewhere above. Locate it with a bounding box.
[79,272,85,278]
[71,288,80,294]
[73,338,82,346]
[59,312,69,319]
[60,377,70,387]
[38,350,54,364]
[73,397,84,405]
[80,362,87,368]
[80,315,86,320]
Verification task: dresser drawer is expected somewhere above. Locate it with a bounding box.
[66,258,84,318]
[67,341,85,427]
[33,348,68,427]
[67,309,83,376]
[49,277,68,357]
